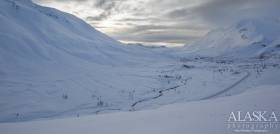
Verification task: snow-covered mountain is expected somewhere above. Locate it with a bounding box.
[182,18,280,58]
[0,0,172,122]
[0,0,167,66]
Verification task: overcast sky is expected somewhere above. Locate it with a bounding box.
[32,0,280,46]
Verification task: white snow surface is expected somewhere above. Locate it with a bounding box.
[0,85,279,134]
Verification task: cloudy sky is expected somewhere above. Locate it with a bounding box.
[32,0,280,47]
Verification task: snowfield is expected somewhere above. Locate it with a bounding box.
[0,85,279,134]
[0,0,280,133]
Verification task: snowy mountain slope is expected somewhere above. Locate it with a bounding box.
[181,18,280,58]
[0,0,167,66]
[0,0,174,122]
[0,85,279,134]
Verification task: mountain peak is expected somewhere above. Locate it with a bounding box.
[183,18,280,57]
[234,18,280,41]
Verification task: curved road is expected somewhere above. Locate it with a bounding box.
[131,71,250,109]
[131,85,181,108]
[201,71,250,100]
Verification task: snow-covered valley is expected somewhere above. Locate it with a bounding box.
[0,0,280,133]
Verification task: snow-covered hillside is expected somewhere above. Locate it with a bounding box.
[181,18,280,58]
[0,0,172,122]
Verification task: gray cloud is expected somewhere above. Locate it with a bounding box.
[92,0,116,20]
[167,0,280,26]
[86,12,111,21]
[33,0,280,46]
